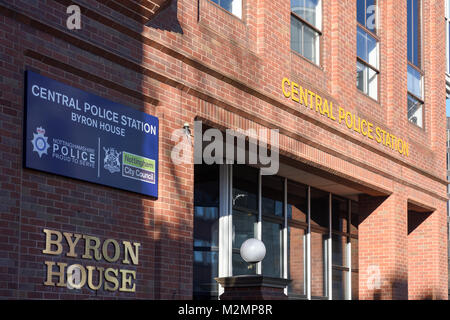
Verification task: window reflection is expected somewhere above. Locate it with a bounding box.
[193,164,220,300]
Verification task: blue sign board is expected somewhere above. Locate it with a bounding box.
[24,71,159,198]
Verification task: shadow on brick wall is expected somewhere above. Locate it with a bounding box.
[146,0,183,34]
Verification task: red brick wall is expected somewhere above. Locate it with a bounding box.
[0,0,447,299]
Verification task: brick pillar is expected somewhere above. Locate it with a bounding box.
[359,190,408,300]
[408,202,448,300]
[215,276,291,300]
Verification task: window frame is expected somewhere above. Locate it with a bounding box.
[356,0,380,100]
[207,0,243,20]
[290,0,323,66]
[213,164,359,300]
[407,0,424,128]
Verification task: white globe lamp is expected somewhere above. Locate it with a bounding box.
[240,238,266,264]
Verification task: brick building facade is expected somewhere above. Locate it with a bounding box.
[0,0,448,300]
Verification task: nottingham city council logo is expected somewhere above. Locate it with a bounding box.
[31,127,50,158]
[103,147,121,174]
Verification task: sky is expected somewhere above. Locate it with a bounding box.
[447,99,450,117]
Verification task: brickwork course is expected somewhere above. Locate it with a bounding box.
[0,0,448,299]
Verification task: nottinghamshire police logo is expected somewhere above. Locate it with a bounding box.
[31,127,50,158]
[103,147,121,174]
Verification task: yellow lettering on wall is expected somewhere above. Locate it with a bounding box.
[338,107,345,124]
[102,239,120,263]
[361,120,368,136]
[282,78,291,98]
[87,266,104,290]
[299,86,309,107]
[329,102,336,121]
[119,270,136,293]
[375,127,382,143]
[44,261,67,287]
[104,268,119,292]
[281,77,410,157]
[63,232,82,258]
[291,82,300,103]
[123,241,141,265]
[43,229,63,256]
[367,122,374,140]
[316,94,323,114]
[345,112,353,129]
[82,235,102,261]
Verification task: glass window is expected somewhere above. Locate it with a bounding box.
[261,175,284,278]
[356,1,378,100]
[407,0,424,127]
[291,0,321,65]
[193,164,220,300]
[287,181,307,298]
[287,181,308,223]
[407,0,421,67]
[310,188,329,298]
[332,197,348,233]
[232,211,258,275]
[232,165,259,276]
[407,94,423,127]
[332,269,348,300]
[232,165,258,212]
[210,0,242,19]
[288,226,306,297]
[262,221,283,278]
[357,0,376,32]
[351,202,359,300]
[332,234,347,267]
[262,175,284,217]
[407,65,423,99]
[357,27,378,67]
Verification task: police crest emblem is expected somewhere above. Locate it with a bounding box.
[103,147,121,174]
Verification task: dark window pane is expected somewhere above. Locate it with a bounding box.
[262,175,284,217]
[350,201,359,235]
[366,0,376,32]
[357,0,365,26]
[407,0,420,66]
[220,0,233,12]
[332,197,348,233]
[310,187,329,229]
[194,164,219,206]
[232,252,257,276]
[288,226,305,297]
[352,271,359,300]
[262,221,283,278]
[233,165,258,212]
[357,0,376,31]
[193,251,219,299]
[332,269,348,300]
[193,164,220,300]
[351,238,359,270]
[332,234,347,267]
[287,180,307,223]
[194,207,219,248]
[311,232,327,297]
[232,211,257,275]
